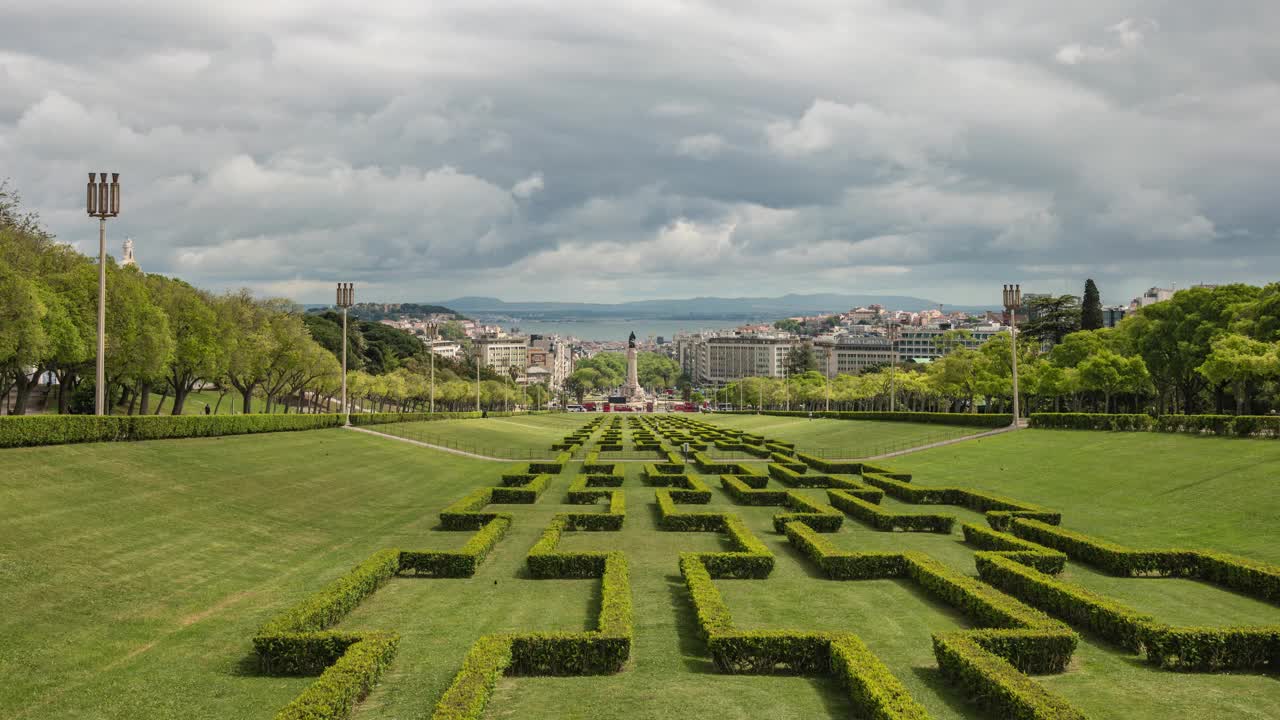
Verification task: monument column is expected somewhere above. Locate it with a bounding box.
[625,331,641,399]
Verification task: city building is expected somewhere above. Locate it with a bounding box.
[425,339,462,359]
[1130,287,1175,310]
[473,335,529,375]
[673,331,797,386]
[527,334,573,389]
[1102,306,1127,328]
[893,324,1006,363]
[812,334,895,377]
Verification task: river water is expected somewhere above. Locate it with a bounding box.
[480,317,762,342]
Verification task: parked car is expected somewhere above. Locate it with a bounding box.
[566,404,585,412]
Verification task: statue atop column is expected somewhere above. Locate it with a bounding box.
[623,331,643,400]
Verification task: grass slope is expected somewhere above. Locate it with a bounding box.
[696,413,979,456]
[371,414,591,457]
[1,425,1277,719]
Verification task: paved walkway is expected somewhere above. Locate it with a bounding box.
[345,425,515,461]
[350,421,1026,464]
[858,422,1023,461]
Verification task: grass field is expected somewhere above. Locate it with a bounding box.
[694,413,982,456]
[372,414,592,457]
[2,421,1278,719]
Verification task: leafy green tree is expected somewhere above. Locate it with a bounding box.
[1119,284,1261,413]
[0,260,52,414]
[1196,333,1279,414]
[148,276,227,415]
[1081,279,1104,330]
[1078,350,1151,412]
[1021,294,1081,345]
[786,344,818,374]
[637,352,680,389]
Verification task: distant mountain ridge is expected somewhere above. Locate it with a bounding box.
[435,293,995,318]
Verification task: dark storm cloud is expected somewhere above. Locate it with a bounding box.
[2,0,1278,305]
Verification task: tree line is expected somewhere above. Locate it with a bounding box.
[563,351,682,401]
[716,281,1280,416]
[0,181,540,415]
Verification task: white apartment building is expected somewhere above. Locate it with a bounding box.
[425,339,462,359]
[813,335,895,377]
[674,332,797,386]
[474,335,529,374]
[893,325,1005,362]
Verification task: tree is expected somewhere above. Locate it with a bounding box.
[1119,284,1261,413]
[1078,350,1150,412]
[786,345,818,374]
[149,276,227,415]
[1021,294,1081,345]
[1196,334,1279,414]
[565,369,596,403]
[219,292,276,413]
[0,260,52,414]
[1081,279,1104,330]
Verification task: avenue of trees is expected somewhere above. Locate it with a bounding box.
[0,181,538,415]
[563,351,681,402]
[718,282,1280,417]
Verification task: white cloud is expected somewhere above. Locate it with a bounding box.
[766,99,960,168]
[1056,17,1158,65]
[511,173,545,199]
[675,133,726,160]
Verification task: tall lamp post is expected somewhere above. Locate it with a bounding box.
[1002,284,1022,428]
[86,172,120,416]
[888,321,899,412]
[336,283,354,425]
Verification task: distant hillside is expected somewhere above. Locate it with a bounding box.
[306,302,465,322]
[436,293,994,318]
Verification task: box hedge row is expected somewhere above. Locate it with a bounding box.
[828,489,955,534]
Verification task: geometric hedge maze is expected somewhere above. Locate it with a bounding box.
[251,414,1280,720]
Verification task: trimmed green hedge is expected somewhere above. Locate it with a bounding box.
[962,524,1067,575]
[1031,412,1280,437]
[0,412,344,448]
[725,410,1013,428]
[861,474,1060,530]
[975,552,1155,653]
[255,548,401,674]
[933,634,1086,720]
[828,489,954,533]
[796,452,862,474]
[273,633,400,720]
[679,553,932,719]
[399,518,511,578]
[0,409,563,449]
[435,551,632,719]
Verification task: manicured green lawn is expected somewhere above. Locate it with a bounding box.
[371,413,591,458]
[2,423,1277,719]
[694,413,982,457]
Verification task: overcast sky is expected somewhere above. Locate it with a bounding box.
[3,1,1278,306]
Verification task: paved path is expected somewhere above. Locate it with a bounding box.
[345,425,515,462]
[858,422,1022,461]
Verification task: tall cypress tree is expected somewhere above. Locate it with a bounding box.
[1082,278,1104,330]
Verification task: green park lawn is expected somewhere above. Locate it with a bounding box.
[1,421,1277,719]
[696,413,981,456]
[370,413,590,458]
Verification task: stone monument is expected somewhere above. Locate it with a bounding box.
[623,331,644,401]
